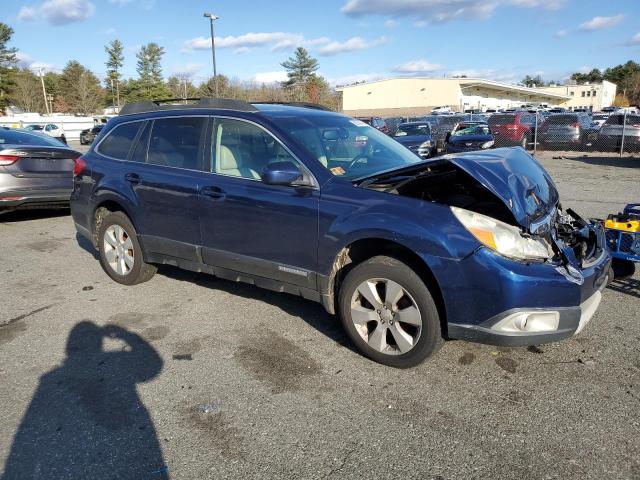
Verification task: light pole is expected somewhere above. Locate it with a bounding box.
[38,68,50,115]
[203,12,220,96]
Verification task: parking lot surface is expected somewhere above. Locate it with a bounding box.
[1,150,639,479]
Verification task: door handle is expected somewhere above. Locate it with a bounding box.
[124,173,140,184]
[200,185,225,199]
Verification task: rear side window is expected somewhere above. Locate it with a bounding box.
[97,122,142,159]
[147,117,208,171]
[488,114,515,125]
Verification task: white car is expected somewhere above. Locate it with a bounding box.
[24,124,67,143]
[431,106,451,115]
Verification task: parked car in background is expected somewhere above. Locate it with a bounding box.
[548,108,568,114]
[70,98,610,368]
[444,122,494,153]
[383,116,406,134]
[538,113,599,151]
[24,123,67,144]
[601,106,621,114]
[592,113,609,128]
[356,116,390,135]
[392,121,437,158]
[488,112,538,149]
[431,106,451,115]
[0,128,80,213]
[596,113,640,151]
[80,124,105,145]
[572,108,591,114]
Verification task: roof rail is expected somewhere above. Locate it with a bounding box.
[253,101,332,111]
[119,97,259,116]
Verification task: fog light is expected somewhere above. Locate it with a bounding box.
[491,311,560,333]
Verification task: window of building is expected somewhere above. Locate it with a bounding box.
[581,91,586,97]
[570,91,574,96]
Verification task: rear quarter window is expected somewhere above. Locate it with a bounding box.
[97,122,143,159]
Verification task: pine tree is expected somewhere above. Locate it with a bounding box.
[105,39,124,105]
[0,23,18,109]
[281,47,319,89]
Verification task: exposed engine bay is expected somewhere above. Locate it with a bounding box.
[358,161,604,267]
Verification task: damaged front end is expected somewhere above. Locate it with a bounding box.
[357,147,608,279]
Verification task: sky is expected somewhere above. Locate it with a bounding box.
[3,0,640,86]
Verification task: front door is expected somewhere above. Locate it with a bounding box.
[199,117,319,289]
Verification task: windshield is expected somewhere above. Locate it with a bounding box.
[0,129,66,146]
[274,115,424,180]
[394,124,431,136]
[451,124,490,136]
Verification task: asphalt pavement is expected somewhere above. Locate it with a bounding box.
[0,149,639,479]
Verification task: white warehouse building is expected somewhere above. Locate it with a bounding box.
[337,77,578,117]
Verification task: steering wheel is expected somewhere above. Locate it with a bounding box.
[347,154,369,170]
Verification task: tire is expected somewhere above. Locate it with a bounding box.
[338,255,442,368]
[96,211,156,285]
[611,258,636,280]
[520,135,529,149]
[60,135,67,144]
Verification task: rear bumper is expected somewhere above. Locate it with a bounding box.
[0,189,71,209]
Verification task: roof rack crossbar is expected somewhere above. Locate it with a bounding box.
[253,101,332,111]
[119,97,259,115]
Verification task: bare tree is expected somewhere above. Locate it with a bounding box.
[8,69,45,113]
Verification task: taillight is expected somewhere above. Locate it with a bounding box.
[73,157,87,176]
[571,122,580,129]
[0,154,20,166]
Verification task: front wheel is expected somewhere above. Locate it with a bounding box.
[338,256,442,368]
[97,211,157,285]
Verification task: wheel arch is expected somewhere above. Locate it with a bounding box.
[91,194,138,246]
[322,237,448,337]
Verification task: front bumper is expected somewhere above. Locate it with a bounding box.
[448,286,605,346]
[433,244,611,347]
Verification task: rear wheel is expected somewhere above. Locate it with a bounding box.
[338,256,442,368]
[97,211,156,285]
[520,135,529,149]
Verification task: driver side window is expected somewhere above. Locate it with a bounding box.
[212,118,300,180]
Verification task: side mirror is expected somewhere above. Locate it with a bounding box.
[445,132,451,143]
[261,161,303,186]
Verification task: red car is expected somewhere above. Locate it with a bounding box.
[488,112,539,149]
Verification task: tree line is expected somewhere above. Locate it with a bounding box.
[520,61,640,106]
[0,23,340,116]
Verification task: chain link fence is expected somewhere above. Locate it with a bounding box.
[382,110,640,158]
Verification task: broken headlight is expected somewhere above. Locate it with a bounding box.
[451,207,551,261]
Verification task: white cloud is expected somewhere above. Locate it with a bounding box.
[171,63,202,78]
[393,59,444,73]
[108,0,155,9]
[627,32,640,46]
[554,29,567,37]
[578,14,624,31]
[251,71,288,84]
[19,0,95,25]
[182,32,329,53]
[384,19,397,28]
[16,52,60,73]
[341,0,564,24]
[317,36,388,56]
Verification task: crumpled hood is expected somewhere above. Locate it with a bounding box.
[446,147,560,232]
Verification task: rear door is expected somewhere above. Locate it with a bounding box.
[127,116,210,261]
[198,116,319,289]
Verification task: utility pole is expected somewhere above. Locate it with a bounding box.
[39,68,50,115]
[116,79,120,110]
[47,94,53,114]
[110,77,116,108]
[203,12,220,96]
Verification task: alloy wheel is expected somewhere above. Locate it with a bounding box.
[350,278,422,355]
[103,225,135,276]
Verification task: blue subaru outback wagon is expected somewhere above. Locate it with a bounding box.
[71,98,611,368]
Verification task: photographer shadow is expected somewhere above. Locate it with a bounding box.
[1,321,169,479]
